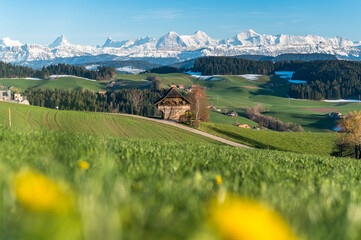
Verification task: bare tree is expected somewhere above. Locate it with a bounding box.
[188,86,209,122]
[147,75,162,90]
[131,90,143,115]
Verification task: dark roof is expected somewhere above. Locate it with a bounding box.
[155,87,191,105]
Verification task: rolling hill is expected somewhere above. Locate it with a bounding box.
[0,102,220,144]
[0,77,106,91]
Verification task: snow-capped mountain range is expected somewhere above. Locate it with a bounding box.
[1,30,361,68]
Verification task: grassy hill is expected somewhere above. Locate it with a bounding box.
[200,122,335,156]
[0,102,219,144]
[0,77,106,91]
[0,125,360,240]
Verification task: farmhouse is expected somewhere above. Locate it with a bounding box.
[155,87,191,121]
[0,90,29,105]
[0,90,11,101]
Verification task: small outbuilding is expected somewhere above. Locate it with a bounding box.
[237,124,251,129]
[155,88,191,121]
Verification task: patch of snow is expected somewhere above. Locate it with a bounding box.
[185,71,201,76]
[49,75,96,81]
[323,99,361,103]
[240,74,262,81]
[116,66,144,74]
[25,77,42,80]
[275,71,295,79]
[288,80,307,84]
[85,64,99,70]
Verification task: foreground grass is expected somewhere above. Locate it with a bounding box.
[0,127,361,240]
[200,122,335,156]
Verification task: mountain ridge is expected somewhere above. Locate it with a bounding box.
[1,30,361,68]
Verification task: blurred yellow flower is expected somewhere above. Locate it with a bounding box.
[216,175,222,184]
[78,160,90,170]
[13,170,72,213]
[209,195,298,240]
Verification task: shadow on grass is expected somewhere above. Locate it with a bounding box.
[207,126,278,151]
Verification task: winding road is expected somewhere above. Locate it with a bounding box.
[118,114,252,149]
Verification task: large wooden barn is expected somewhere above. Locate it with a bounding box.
[155,88,191,121]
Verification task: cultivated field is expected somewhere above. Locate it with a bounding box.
[0,102,219,144]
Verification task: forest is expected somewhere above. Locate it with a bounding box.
[0,61,116,80]
[0,61,36,78]
[288,60,361,100]
[192,57,361,100]
[191,56,307,75]
[23,88,167,116]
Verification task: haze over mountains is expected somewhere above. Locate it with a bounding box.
[1,30,361,68]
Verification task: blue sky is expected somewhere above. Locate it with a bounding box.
[0,0,360,45]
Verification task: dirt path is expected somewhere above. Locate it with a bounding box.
[45,112,51,130]
[117,114,252,149]
[54,112,61,130]
[104,117,121,137]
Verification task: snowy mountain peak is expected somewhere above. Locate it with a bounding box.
[166,31,179,36]
[102,37,114,48]
[180,30,216,47]
[49,35,70,48]
[236,29,260,39]
[194,30,206,35]
[0,37,22,47]
[156,31,186,49]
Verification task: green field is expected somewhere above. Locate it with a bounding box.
[1,123,360,240]
[0,102,219,144]
[200,122,335,156]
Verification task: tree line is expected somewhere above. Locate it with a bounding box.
[34,64,116,80]
[0,61,36,78]
[23,88,167,116]
[0,61,116,80]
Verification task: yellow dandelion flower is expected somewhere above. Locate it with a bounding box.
[78,160,89,170]
[13,170,72,213]
[216,175,222,184]
[209,195,298,240]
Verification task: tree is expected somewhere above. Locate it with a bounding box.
[188,86,209,122]
[130,90,143,115]
[147,75,162,90]
[337,111,361,159]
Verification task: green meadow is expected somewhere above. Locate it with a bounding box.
[0,77,106,91]
[0,121,361,240]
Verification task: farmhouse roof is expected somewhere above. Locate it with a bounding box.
[155,87,191,105]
